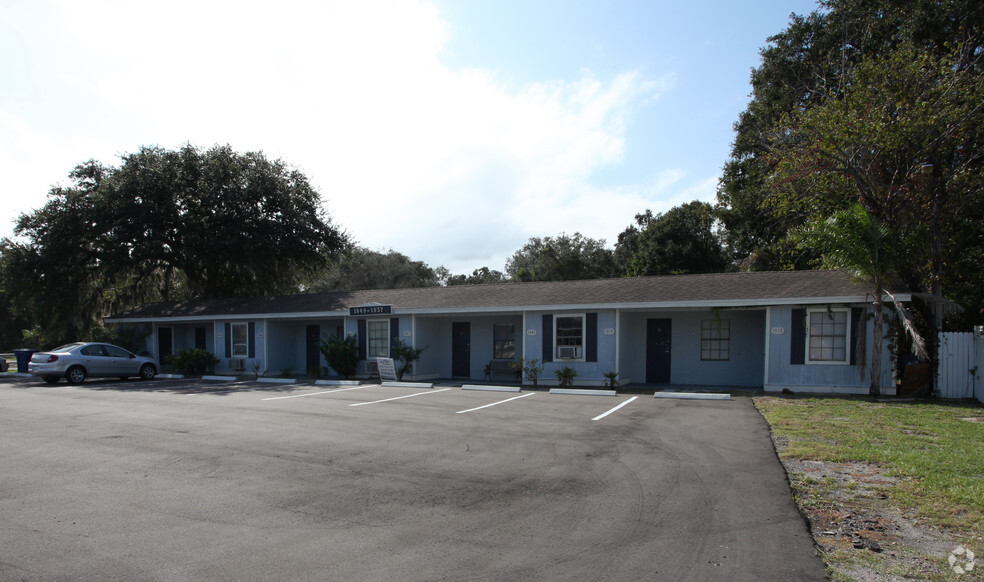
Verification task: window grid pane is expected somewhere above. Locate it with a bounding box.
[232,323,249,357]
[556,317,583,346]
[555,316,584,359]
[493,324,516,359]
[368,320,389,358]
[808,311,848,362]
[701,319,730,361]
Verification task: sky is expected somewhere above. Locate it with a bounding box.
[0,0,823,276]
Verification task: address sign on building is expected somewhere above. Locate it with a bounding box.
[349,304,393,316]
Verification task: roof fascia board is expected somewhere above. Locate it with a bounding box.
[409,295,894,314]
[105,293,910,323]
[105,310,350,324]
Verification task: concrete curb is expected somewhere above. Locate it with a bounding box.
[653,392,731,400]
[315,379,361,386]
[381,381,434,388]
[257,377,297,384]
[201,375,238,381]
[157,374,185,379]
[549,388,617,397]
[461,384,522,393]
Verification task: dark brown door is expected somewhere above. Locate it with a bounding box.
[194,327,207,350]
[452,322,471,378]
[306,325,321,373]
[646,318,671,384]
[158,327,173,363]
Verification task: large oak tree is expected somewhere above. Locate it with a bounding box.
[2,144,347,344]
[505,232,615,282]
[307,247,441,292]
[718,0,983,267]
[716,0,984,328]
[764,45,984,317]
[614,202,729,277]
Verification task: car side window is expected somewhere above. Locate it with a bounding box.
[81,345,106,356]
[103,345,130,358]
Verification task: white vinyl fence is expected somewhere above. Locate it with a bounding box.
[937,331,984,402]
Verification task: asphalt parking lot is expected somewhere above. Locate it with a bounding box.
[0,376,825,581]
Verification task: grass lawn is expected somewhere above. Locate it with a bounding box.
[755,396,983,581]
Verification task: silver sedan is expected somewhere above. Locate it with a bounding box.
[28,342,158,384]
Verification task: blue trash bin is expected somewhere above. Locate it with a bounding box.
[13,349,39,374]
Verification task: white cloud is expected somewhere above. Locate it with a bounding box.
[0,0,700,274]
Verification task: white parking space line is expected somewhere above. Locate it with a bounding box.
[456,392,535,414]
[349,387,451,407]
[262,386,368,401]
[186,384,255,395]
[591,396,638,421]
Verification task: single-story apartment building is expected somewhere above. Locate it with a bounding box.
[106,270,908,394]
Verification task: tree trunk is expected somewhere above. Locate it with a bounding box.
[870,292,883,397]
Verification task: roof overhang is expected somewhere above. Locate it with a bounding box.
[105,292,910,324]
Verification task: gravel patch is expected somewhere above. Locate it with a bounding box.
[777,453,977,580]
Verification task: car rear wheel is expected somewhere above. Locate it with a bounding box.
[66,366,87,384]
[139,364,157,380]
[43,376,60,384]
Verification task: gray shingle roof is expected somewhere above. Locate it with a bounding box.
[107,270,897,322]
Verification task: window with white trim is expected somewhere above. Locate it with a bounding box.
[231,323,249,357]
[701,319,730,361]
[807,308,849,363]
[367,319,390,358]
[493,324,515,359]
[555,315,584,360]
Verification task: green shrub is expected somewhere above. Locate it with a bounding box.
[391,339,426,380]
[554,366,578,387]
[512,358,544,386]
[19,326,52,350]
[169,348,218,375]
[319,334,359,379]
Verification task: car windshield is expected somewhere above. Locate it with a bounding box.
[50,343,85,353]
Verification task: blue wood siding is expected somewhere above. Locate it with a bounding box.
[214,320,264,372]
[265,319,344,374]
[766,305,893,391]
[618,310,765,387]
[153,323,214,361]
[525,310,618,383]
[155,300,892,391]
[420,315,525,379]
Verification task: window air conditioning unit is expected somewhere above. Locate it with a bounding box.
[232,358,246,371]
[558,346,578,359]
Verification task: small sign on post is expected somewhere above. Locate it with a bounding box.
[375,357,398,382]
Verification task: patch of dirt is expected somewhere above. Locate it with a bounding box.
[778,457,979,581]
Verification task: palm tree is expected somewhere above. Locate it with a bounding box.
[805,204,926,396]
